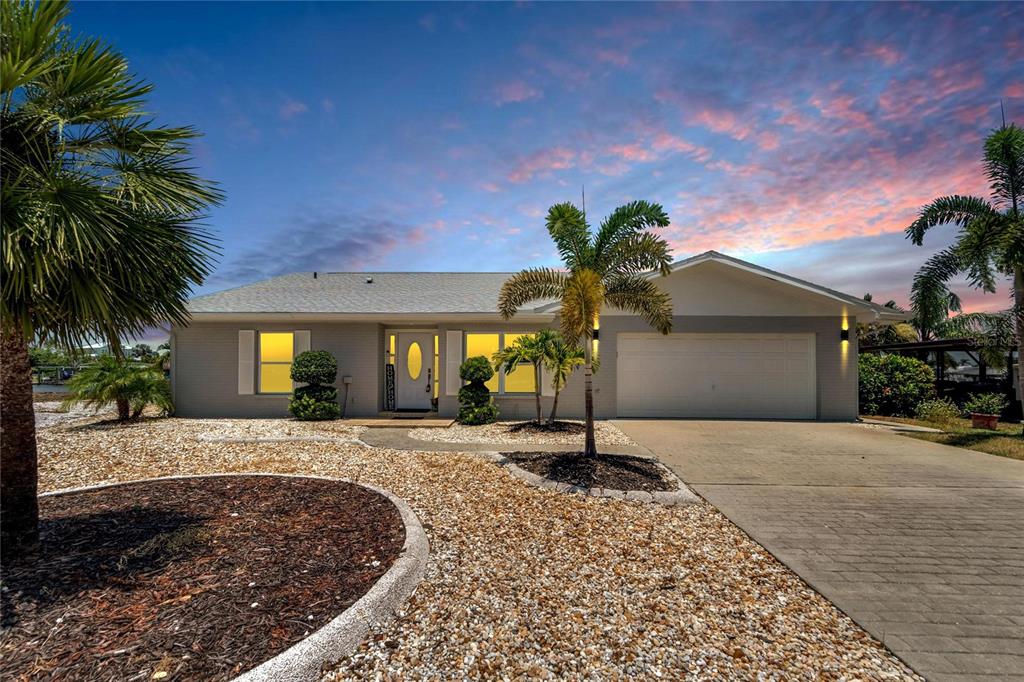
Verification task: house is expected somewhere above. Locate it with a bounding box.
[170,251,906,420]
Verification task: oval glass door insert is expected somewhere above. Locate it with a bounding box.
[407,342,422,380]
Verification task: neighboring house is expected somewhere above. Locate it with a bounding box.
[171,251,906,420]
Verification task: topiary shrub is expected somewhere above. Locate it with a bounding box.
[457,355,498,425]
[915,398,960,428]
[858,353,935,416]
[289,350,339,420]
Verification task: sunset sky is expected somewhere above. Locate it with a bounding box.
[71,1,1023,315]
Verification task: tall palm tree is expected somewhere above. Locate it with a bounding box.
[906,123,1023,425]
[498,201,674,457]
[1,0,221,558]
[543,334,584,425]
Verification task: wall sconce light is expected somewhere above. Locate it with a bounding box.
[840,328,850,342]
[592,329,600,340]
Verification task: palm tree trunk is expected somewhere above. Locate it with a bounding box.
[116,397,130,422]
[1014,266,1024,436]
[583,336,597,458]
[549,384,561,425]
[1,323,40,561]
[533,362,542,424]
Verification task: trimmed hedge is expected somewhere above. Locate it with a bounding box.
[457,355,498,425]
[858,353,935,417]
[289,350,339,421]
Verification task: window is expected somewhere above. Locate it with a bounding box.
[259,332,294,393]
[464,332,536,394]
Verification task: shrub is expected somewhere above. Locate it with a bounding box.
[858,353,935,416]
[457,355,498,425]
[915,398,960,428]
[290,350,337,385]
[289,350,339,420]
[63,355,173,421]
[963,392,1008,416]
[289,394,340,421]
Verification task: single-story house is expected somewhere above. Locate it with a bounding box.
[171,250,905,421]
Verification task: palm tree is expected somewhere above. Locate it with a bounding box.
[63,355,173,421]
[543,334,584,425]
[906,123,1024,425]
[498,201,674,457]
[1,1,221,558]
[492,329,559,424]
[858,295,918,346]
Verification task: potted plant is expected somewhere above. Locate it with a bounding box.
[963,392,1008,430]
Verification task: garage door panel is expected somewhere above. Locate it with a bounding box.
[617,333,816,419]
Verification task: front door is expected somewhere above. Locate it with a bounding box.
[395,332,434,410]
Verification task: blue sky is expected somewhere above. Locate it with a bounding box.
[70,1,1022,318]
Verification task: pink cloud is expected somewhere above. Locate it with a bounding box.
[607,143,656,162]
[507,146,575,183]
[492,80,543,106]
[593,48,630,67]
[279,99,309,120]
[650,133,713,163]
[809,93,877,133]
[478,182,502,193]
[1005,82,1024,99]
[862,43,903,66]
[687,107,780,150]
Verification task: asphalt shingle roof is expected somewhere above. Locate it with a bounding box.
[188,272,523,314]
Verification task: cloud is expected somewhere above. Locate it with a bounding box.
[507,146,575,183]
[492,80,543,105]
[212,210,429,286]
[279,98,309,120]
[1005,83,1024,99]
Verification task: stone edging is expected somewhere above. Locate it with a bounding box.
[42,473,429,682]
[476,452,701,506]
[196,435,364,444]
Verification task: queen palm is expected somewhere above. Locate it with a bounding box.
[543,333,584,425]
[906,123,1024,426]
[498,201,674,457]
[1,1,221,557]
[492,329,559,425]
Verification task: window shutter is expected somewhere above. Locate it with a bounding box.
[541,364,555,397]
[293,330,311,356]
[238,330,255,395]
[445,330,462,396]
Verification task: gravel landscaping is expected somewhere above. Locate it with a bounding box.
[28,414,918,679]
[0,475,404,681]
[408,420,636,446]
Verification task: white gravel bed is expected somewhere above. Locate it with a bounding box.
[33,401,101,429]
[194,418,365,441]
[35,418,917,680]
[408,420,637,446]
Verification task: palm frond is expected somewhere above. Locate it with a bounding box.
[559,269,603,345]
[604,274,673,334]
[905,195,996,245]
[601,231,673,276]
[984,123,1024,213]
[910,246,965,338]
[496,268,566,320]
[545,202,592,271]
[593,200,670,271]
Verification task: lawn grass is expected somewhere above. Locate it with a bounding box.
[863,414,1024,461]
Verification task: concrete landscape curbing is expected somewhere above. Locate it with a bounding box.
[479,451,701,506]
[42,473,429,682]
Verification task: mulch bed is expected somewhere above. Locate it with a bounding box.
[504,452,677,492]
[0,476,405,681]
[506,421,585,434]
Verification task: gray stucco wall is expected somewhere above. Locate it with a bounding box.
[173,315,858,421]
[172,322,381,418]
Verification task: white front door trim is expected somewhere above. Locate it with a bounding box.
[395,331,435,410]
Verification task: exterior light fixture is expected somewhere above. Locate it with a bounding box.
[840,328,850,342]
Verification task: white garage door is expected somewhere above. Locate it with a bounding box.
[616,333,816,419]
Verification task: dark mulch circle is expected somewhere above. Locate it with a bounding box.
[504,452,677,492]
[0,476,405,681]
[506,420,585,434]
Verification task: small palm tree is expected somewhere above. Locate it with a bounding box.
[906,123,1024,423]
[499,201,673,457]
[64,355,173,421]
[492,329,559,424]
[544,334,584,425]
[1,1,221,556]
[858,295,918,346]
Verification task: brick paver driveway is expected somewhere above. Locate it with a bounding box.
[615,420,1024,681]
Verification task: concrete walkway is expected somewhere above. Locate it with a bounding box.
[359,427,650,456]
[615,419,1024,681]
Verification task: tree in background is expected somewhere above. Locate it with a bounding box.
[499,201,674,458]
[63,355,173,421]
[1,1,221,557]
[857,294,918,346]
[130,343,156,362]
[906,123,1023,430]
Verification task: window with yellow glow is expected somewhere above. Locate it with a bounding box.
[259,332,294,393]
[503,333,536,393]
[407,342,423,380]
[465,333,500,392]
[433,336,440,399]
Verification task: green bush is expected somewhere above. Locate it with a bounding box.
[456,355,498,425]
[915,398,960,428]
[858,353,935,416]
[63,355,172,421]
[288,394,340,421]
[963,392,1008,416]
[288,349,339,420]
[290,350,337,385]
